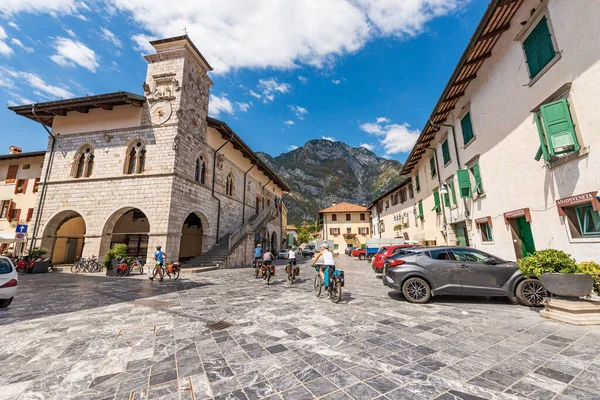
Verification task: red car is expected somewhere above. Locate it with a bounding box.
[351,249,366,260]
[372,244,420,273]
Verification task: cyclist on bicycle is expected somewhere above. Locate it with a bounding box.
[312,243,335,288]
[253,244,263,265]
[286,246,299,274]
[149,245,167,282]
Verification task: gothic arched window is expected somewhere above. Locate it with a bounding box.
[195,156,207,184]
[73,146,94,178]
[226,173,234,196]
[125,141,147,175]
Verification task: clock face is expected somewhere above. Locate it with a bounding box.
[150,101,172,124]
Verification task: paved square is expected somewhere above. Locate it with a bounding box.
[1,257,599,400]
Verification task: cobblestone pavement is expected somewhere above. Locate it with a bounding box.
[1,256,600,400]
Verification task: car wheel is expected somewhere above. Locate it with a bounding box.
[0,297,13,308]
[358,254,365,260]
[516,279,547,307]
[402,277,431,304]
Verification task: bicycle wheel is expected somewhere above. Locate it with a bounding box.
[330,281,342,303]
[115,266,127,277]
[255,264,260,279]
[172,267,180,280]
[70,263,78,274]
[314,274,322,297]
[266,266,271,285]
[138,263,144,275]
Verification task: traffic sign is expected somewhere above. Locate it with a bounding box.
[15,224,28,233]
[15,232,25,242]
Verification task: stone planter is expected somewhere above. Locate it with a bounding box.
[540,273,594,298]
[105,259,119,276]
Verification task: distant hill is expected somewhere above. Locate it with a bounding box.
[258,139,404,224]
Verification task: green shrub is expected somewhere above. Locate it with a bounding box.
[102,243,129,269]
[577,261,600,294]
[518,249,577,278]
[28,247,48,260]
[360,244,366,250]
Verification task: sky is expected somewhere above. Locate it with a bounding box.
[0,0,488,163]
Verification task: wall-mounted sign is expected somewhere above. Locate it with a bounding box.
[503,208,531,225]
[556,191,599,216]
[474,216,492,227]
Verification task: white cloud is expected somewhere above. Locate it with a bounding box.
[359,118,420,155]
[288,105,308,120]
[0,26,7,40]
[8,22,19,30]
[288,145,299,150]
[0,26,13,56]
[65,28,76,38]
[236,101,251,112]
[106,0,463,72]
[8,92,33,105]
[0,0,80,16]
[284,120,295,126]
[251,78,291,103]
[298,76,308,83]
[208,94,234,116]
[50,37,99,72]
[131,33,156,53]
[332,79,341,85]
[0,67,74,99]
[322,136,335,142]
[101,28,123,48]
[11,38,33,53]
[359,143,375,151]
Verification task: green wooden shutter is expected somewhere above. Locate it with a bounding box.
[523,29,542,78]
[443,192,450,208]
[442,140,450,164]
[470,163,483,195]
[449,181,457,204]
[456,169,472,198]
[534,112,551,161]
[417,201,424,220]
[430,156,436,177]
[461,112,474,144]
[432,190,441,212]
[540,99,579,156]
[536,17,556,71]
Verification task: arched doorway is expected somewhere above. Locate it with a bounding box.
[103,208,150,258]
[270,231,277,253]
[180,212,207,259]
[42,211,86,264]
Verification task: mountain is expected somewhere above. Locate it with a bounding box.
[258,140,404,224]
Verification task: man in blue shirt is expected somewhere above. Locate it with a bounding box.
[150,245,167,282]
[254,243,263,259]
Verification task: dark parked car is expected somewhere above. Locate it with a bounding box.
[383,246,547,306]
[302,247,315,258]
[344,246,357,255]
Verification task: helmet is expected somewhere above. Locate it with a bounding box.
[156,245,162,250]
[321,243,329,249]
[257,244,261,247]
[292,246,297,250]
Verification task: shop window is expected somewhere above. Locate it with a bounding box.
[442,139,451,165]
[523,16,557,79]
[534,99,580,162]
[479,222,493,242]
[461,112,474,145]
[565,205,600,238]
[429,156,436,178]
[125,141,146,174]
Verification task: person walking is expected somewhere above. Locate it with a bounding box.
[149,245,167,282]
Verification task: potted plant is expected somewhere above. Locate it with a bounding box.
[103,243,129,276]
[518,249,594,297]
[576,261,600,296]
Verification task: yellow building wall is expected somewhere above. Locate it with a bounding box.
[321,211,371,251]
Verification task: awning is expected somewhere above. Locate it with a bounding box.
[0,232,15,243]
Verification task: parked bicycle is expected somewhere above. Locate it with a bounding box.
[314,265,344,303]
[16,258,33,275]
[152,259,181,280]
[285,260,299,284]
[71,256,103,273]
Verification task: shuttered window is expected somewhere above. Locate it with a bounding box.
[33,178,40,193]
[26,208,34,222]
[461,112,474,144]
[417,201,424,220]
[470,163,484,195]
[449,181,457,205]
[456,169,472,198]
[479,222,493,242]
[443,192,451,208]
[442,139,451,165]
[0,201,9,218]
[5,165,18,183]
[534,99,580,162]
[415,174,420,192]
[432,190,441,213]
[331,214,337,222]
[429,156,436,178]
[523,16,556,79]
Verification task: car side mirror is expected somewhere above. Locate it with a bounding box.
[483,257,496,265]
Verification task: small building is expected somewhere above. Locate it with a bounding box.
[286,225,298,247]
[318,202,371,252]
[8,35,289,266]
[372,0,600,262]
[0,147,45,257]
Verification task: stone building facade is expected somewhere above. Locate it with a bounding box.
[9,36,288,266]
[318,202,371,252]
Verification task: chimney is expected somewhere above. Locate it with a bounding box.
[332,201,337,206]
[9,146,22,154]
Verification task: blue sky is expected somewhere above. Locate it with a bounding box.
[0,0,488,163]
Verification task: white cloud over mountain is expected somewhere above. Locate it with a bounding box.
[360,118,419,156]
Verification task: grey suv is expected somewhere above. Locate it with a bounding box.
[382,246,547,306]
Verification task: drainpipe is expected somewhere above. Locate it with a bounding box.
[279,192,289,247]
[241,163,256,224]
[29,106,56,253]
[212,133,233,244]
[427,147,449,245]
[261,179,272,211]
[430,120,469,224]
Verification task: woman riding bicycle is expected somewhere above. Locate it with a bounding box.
[149,245,166,282]
[286,246,299,276]
[312,243,335,288]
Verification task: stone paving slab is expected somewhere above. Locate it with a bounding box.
[1,257,599,400]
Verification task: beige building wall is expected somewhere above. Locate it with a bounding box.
[320,210,371,251]
[0,151,45,256]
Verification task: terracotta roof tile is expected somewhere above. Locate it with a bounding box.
[319,202,369,213]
